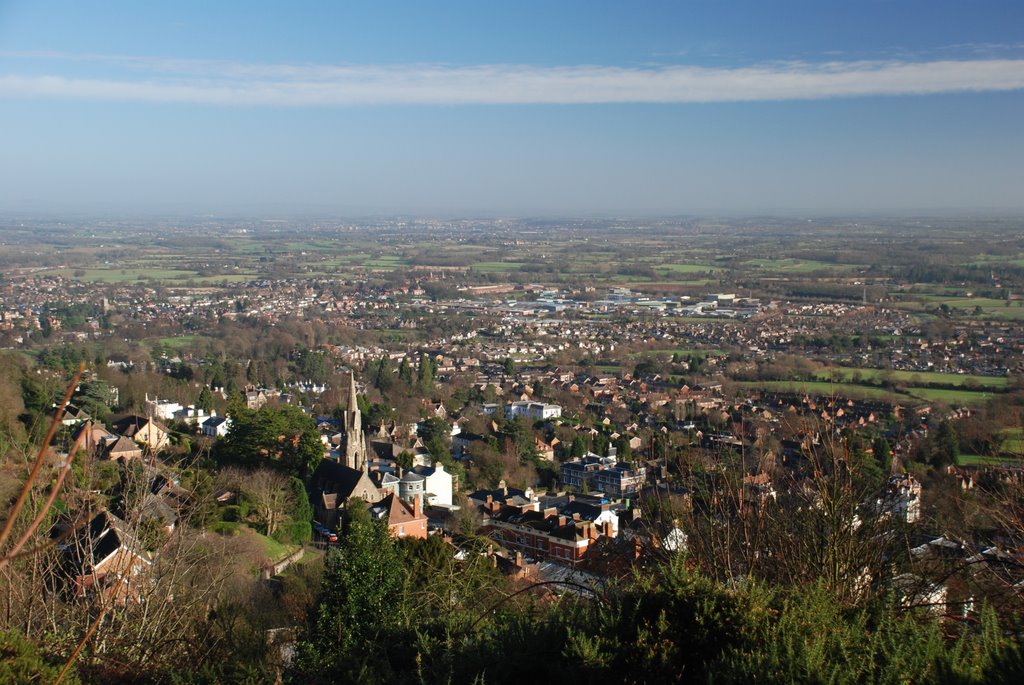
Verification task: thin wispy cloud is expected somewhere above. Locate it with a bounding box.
[2,52,1023,105]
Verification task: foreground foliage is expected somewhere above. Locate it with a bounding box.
[285,517,1024,685]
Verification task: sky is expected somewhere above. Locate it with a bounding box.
[1,0,1023,217]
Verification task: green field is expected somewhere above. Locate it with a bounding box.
[594,364,622,373]
[743,258,859,273]
[631,348,726,359]
[906,387,994,404]
[56,267,200,282]
[654,263,722,274]
[737,380,898,401]
[956,453,1020,466]
[157,335,206,350]
[999,428,1024,455]
[816,367,1008,390]
[893,295,1024,320]
[964,253,1024,268]
[472,261,526,272]
[737,380,993,406]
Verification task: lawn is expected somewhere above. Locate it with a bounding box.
[207,521,298,563]
[256,531,297,562]
[157,335,203,350]
[594,364,622,373]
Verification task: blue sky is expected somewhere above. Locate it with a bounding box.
[1,1,1022,215]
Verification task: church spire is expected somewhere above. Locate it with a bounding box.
[348,372,359,420]
[343,372,366,470]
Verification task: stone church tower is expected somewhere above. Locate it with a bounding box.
[343,372,368,470]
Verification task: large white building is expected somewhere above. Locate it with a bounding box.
[505,400,562,421]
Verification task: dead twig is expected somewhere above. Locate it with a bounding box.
[0,363,84,560]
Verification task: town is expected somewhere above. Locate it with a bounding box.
[2,215,1024,682]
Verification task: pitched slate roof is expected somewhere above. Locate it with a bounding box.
[311,458,377,501]
[61,509,149,575]
[110,415,167,438]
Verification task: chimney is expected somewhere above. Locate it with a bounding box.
[557,516,567,527]
[602,520,614,538]
[543,507,558,518]
[515,551,523,567]
[486,494,493,505]
[413,494,422,519]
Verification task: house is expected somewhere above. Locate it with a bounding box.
[620,508,688,553]
[201,415,231,438]
[453,431,487,460]
[892,573,947,615]
[534,437,556,461]
[245,388,269,410]
[73,421,118,457]
[367,493,428,540]
[545,495,621,536]
[58,509,151,603]
[560,454,606,491]
[469,481,538,509]
[411,462,455,507]
[105,434,143,461]
[878,474,922,524]
[424,401,448,419]
[61,404,91,426]
[110,415,170,451]
[594,461,647,499]
[481,502,614,566]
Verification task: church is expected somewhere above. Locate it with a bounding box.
[310,373,377,528]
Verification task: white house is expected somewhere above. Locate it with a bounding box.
[411,462,454,507]
[201,415,231,438]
